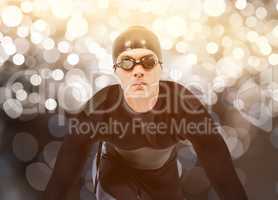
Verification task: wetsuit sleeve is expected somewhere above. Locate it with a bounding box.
[177,88,248,200]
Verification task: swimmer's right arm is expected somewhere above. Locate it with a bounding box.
[42,111,101,200]
[42,133,94,200]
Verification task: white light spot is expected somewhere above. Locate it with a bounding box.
[206,42,219,54]
[235,0,247,10]
[30,74,42,86]
[57,41,71,53]
[42,38,55,50]
[16,89,27,101]
[1,6,23,27]
[45,98,57,111]
[255,7,267,20]
[3,99,23,119]
[67,53,79,65]
[268,53,278,66]
[51,69,64,81]
[13,53,25,65]
[203,0,226,17]
[232,48,245,60]
[20,1,33,13]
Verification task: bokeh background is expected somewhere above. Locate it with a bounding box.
[0,0,277,199]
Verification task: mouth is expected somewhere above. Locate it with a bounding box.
[132,81,147,86]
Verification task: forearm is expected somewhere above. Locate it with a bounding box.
[42,135,92,200]
[188,133,248,200]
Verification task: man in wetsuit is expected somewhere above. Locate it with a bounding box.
[43,26,248,200]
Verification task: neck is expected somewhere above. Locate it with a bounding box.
[124,86,159,113]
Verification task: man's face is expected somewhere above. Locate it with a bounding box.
[114,48,162,98]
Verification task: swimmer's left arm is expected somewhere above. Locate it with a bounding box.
[186,127,248,200]
[179,89,248,200]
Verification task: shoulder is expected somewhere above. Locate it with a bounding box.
[160,79,194,97]
[83,83,121,115]
[160,79,206,114]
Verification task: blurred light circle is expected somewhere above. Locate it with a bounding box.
[48,114,68,138]
[3,98,23,119]
[11,82,23,93]
[43,141,62,168]
[246,31,259,42]
[28,92,40,104]
[181,166,210,195]
[272,25,278,38]
[203,0,226,17]
[66,14,88,40]
[32,19,48,32]
[30,31,43,44]
[51,69,64,81]
[12,132,38,162]
[216,57,242,79]
[57,40,71,53]
[17,25,29,38]
[42,37,55,50]
[26,162,52,191]
[268,53,278,66]
[43,48,60,63]
[20,1,33,13]
[67,53,79,65]
[1,6,23,27]
[206,42,219,54]
[235,0,247,10]
[50,0,74,19]
[3,40,16,56]
[58,82,89,112]
[232,48,245,60]
[30,74,42,86]
[270,128,278,149]
[45,98,57,111]
[245,16,257,28]
[16,89,27,101]
[12,53,25,65]
[255,7,267,20]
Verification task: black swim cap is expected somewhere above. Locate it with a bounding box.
[112,26,162,64]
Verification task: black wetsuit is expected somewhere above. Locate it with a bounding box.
[66,80,247,200]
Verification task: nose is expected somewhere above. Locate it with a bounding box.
[132,64,145,78]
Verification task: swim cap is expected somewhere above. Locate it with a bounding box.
[112,26,162,63]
